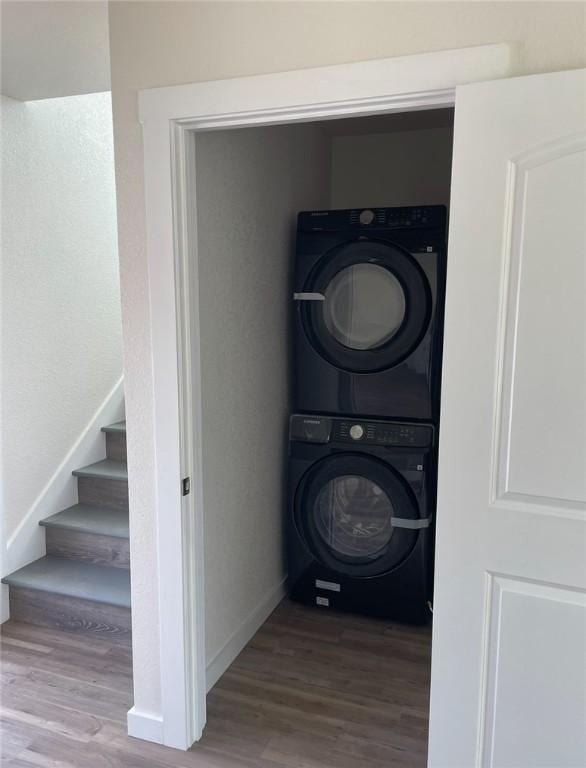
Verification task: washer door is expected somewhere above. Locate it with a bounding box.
[300,240,432,373]
[295,454,419,577]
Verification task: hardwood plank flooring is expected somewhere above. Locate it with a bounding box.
[76,476,129,510]
[1,599,431,767]
[8,587,131,646]
[45,527,130,569]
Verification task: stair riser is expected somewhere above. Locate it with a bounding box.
[105,432,127,462]
[77,477,128,510]
[45,529,130,569]
[9,587,131,646]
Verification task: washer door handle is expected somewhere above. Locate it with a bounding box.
[391,515,432,530]
[293,292,325,301]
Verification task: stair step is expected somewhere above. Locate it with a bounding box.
[101,421,126,434]
[44,527,130,569]
[2,556,131,608]
[40,504,129,539]
[77,477,128,510]
[73,459,127,482]
[6,586,131,645]
[104,428,127,462]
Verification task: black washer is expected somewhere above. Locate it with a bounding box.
[287,413,436,623]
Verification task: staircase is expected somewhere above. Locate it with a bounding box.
[2,421,131,645]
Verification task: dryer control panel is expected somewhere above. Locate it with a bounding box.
[290,414,433,448]
[298,205,446,233]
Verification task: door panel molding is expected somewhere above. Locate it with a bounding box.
[491,133,586,519]
[480,573,586,768]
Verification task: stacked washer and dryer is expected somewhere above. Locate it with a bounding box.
[287,206,447,623]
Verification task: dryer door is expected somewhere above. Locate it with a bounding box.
[299,240,432,373]
[295,453,421,577]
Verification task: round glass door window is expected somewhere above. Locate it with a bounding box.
[314,474,394,560]
[301,240,432,373]
[323,264,406,351]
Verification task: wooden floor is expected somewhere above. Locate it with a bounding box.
[1,599,431,767]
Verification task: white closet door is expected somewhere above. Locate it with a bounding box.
[428,68,586,768]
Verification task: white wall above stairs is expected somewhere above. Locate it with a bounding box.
[0,91,123,620]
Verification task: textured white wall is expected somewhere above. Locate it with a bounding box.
[108,0,586,717]
[331,124,453,209]
[195,124,330,666]
[1,93,122,541]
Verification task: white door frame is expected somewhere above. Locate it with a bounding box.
[137,43,512,750]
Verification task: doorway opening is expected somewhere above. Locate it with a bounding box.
[190,107,454,765]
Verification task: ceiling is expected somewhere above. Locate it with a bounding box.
[1,1,111,101]
[321,108,455,136]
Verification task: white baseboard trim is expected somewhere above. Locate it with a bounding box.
[206,577,287,692]
[127,706,164,744]
[0,585,10,624]
[1,376,125,622]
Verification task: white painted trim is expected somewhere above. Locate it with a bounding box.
[1,376,124,622]
[206,579,287,694]
[139,44,513,125]
[127,706,164,745]
[0,586,9,624]
[138,43,513,750]
[171,121,207,741]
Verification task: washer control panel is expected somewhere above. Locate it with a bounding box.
[335,419,433,448]
[290,414,433,448]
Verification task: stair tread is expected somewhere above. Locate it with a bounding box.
[2,556,130,608]
[73,459,127,481]
[101,421,126,434]
[40,504,129,539]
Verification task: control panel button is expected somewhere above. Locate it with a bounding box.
[349,424,364,440]
[359,209,375,225]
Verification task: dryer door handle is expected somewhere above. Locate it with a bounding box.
[293,292,325,301]
[391,516,432,530]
